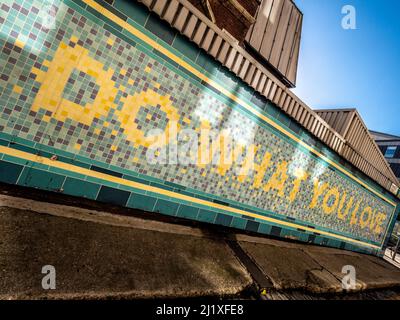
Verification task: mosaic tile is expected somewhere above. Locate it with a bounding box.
[0,0,398,254]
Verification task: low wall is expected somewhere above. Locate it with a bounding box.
[0,0,398,255]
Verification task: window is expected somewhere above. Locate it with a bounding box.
[385,146,397,158]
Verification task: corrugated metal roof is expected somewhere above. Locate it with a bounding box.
[316,109,399,193]
[245,0,302,86]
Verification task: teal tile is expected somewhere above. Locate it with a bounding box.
[30,161,50,171]
[10,143,37,155]
[297,232,309,242]
[85,176,119,189]
[62,177,100,199]
[127,192,157,211]
[196,209,217,224]
[258,223,272,235]
[86,5,105,21]
[204,60,221,75]
[196,51,208,70]
[172,34,199,61]
[10,136,35,147]
[69,0,87,9]
[97,185,130,206]
[281,229,299,240]
[48,166,83,179]
[2,154,31,166]
[17,167,65,191]
[0,160,23,184]
[177,204,199,220]
[116,183,144,194]
[145,13,175,45]
[114,0,149,26]
[0,0,393,255]
[153,199,179,216]
[245,219,260,232]
[215,213,233,227]
[231,217,247,229]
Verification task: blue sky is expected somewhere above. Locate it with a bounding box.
[292,0,400,136]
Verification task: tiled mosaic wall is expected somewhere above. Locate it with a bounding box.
[0,0,399,255]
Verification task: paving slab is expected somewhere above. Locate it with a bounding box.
[304,246,400,291]
[239,239,400,294]
[238,241,342,293]
[0,207,252,299]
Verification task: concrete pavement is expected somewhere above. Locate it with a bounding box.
[1,189,400,299]
[0,204,252,299]
[240,237,400,293]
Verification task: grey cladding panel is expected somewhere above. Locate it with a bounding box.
[246,0,302,86]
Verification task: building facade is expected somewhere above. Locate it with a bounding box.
[0,0,399,256]
[371,131,400,181]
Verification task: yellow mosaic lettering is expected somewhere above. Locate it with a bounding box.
[116,89,180,147]
[359,207,373,229]
[198,121,211,166]
[373,213,387,234]
[288,168,308,202]
[309,180,329,209]
[350,201,362,225]
[237,144,257,183]
[322,187,340,215]
[210,130,234,176]
[253,151,272,189]
[31,39,118,125]
[146,129,167,163]
[368,210,386,234]
[263,161,289,197]
[337,193,354,220]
